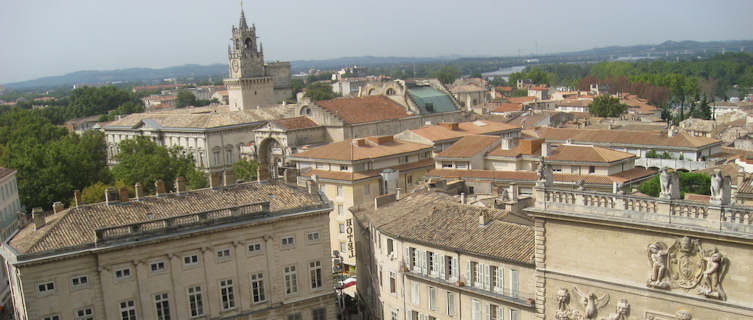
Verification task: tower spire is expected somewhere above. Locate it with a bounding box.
[239,0,248,30]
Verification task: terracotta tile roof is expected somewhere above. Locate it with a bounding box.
[8,182,326,257]
[493,103,523,113]
[529,86,548,91]
[302,159,434,182]
[436,135,499,158]
[406,121,520,143]
[528,127,721,149]
[507,96,536,104]
[0,167,15,180]
[556,99,591,107]
[608,167,658,183]
[315,96,410,124]
[684,193,711,203]
[289,137,431,161]
[273,116,319,130]
[352,192,534,265]
[545,145,636,163]
[496,86,513,92]
[486,140,542,158]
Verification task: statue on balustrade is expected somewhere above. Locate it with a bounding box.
[659,167,680,199]
[710,169,730,205]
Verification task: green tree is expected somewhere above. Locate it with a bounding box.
[470,72,483,79]
[639,171,710,197]
[291,78,305,98]
[304,82,337,101]
[80,180,133,204]
[587,95,628,117]
[176,90,197,108]
[111,137,207,194]
[431,66,460,84]
[231,158,259,182]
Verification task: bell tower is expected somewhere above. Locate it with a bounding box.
[227,9,264,78]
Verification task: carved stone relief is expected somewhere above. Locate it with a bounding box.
[644,310,692,320]
[601,299,630,320]
[646,236,728,300]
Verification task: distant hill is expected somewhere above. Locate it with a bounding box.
[5,40,752,90]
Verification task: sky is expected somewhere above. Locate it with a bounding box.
[1,0,752,84]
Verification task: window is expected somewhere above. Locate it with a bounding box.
[445,255,458,280]
[519,187,533,196]
[428,286,437,310]
[306,232,320,242]
[387,238,394,255]
[74,307,94,320]
[284,265,298,295]
[389,272,396,294]
[225,149,233,164]
[510,269,519,298]
[337,186,343,197]
[187,286,204,317]
[410,281,419,305]
[220,279,236,310]
[38,281,55,295]
[442,162,452,168]
[399,155,409,164]
[510,309,519,320]
[391,309,399,320]
[319,183,326,193]
[456,162,468,169]
[407,175,413,185]
[588,165,595,174]
[281,236,295,248]
[490,304,499,320]
[72,275,88,289]
[339,223,346,234]
[472,299,481,320]
[120,300,136,320]
[364,183,370,195]
[43,316,60,320]
[184,254,199,266]
[340,165,349,171]
[447,292,456,316]
[216,248,232,260]
[310,261,323,289]
[251,273,266,303]
[315,163,326,169]
[552,166,562,173]
[115,267,132,280]
[312,308,326,320]
[337,204,344,216]
[340,242,347,255]
[214,151,221,166]
[154,293,170,320]
[287,314,302,320]
[248,241,263,255]
[492,266,504,293]
[150,261,166,273]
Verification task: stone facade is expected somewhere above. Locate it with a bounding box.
[0,168,20,308]
[0,182,336,320]
[526,179,753,319]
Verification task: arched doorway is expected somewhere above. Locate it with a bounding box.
[258,138,284,178]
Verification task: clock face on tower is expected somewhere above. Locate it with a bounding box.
[231,60,240,74]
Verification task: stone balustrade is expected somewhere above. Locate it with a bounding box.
[535,188,753,238]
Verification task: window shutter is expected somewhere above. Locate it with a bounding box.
[498,306,505,320]
[497,267,504,293]
[422,250,428,275]
[484,264,491,290]
[476,263,483,288]
[405,247,411,270]
[452,257,459,281]
[439,255,446,280]
[407,309,412,320]
[511,269,519,298]
[466,260,471,284]
[486,303,492,320]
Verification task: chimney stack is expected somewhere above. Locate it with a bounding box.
[134,183,143,200]
[461,192,466,205]
[118,187,129,202]
[256,167,262,183]
[223,170,236,186]
[209,173,222,189]
[73,189,81,207]
[52,202,64,214]
[32,207,45,230]
[541,142,550,157]
[105,187,118,205]
[396,187,401,200]
[175,177,187,195]
[154,180,166,196]
[479,210,489,226]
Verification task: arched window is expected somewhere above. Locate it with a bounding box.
[245,37,252,48]
[386,88,396,95]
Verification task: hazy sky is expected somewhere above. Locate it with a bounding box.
[1,0,752,84]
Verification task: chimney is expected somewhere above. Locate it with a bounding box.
[134,183,143,200]
[439,122,460,131]
[105,187,118,205]
[460,192,466,205]
[479,210,489,226]
[352,138,367,147]
[154,180,166,196]
[175,177,186,195]
[118,187,129,202]
[73,189,81,207]
[541,142,550,157]
[396,187,401,200]
[224,170,236,186]
[32,207,45,230]
[52,202,64,214]
[210,173,222,189]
